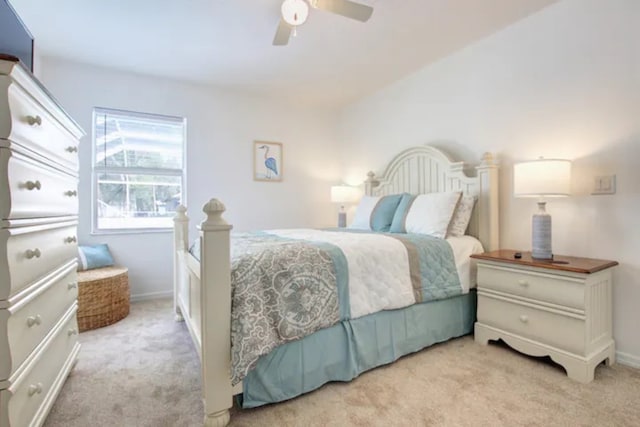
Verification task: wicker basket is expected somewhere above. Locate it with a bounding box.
[77,266,130,332]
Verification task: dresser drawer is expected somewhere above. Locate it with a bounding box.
[2,81,79,173]
[0,149,78,220]
[477,293,585,355]
[0,305,79,427]
[0,263,77,381]
[0,221,77,300]
[478,263,585,310]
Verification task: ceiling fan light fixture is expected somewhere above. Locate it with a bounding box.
[281,0,309,26]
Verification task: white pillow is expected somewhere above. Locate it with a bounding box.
[404,192,462,239]
[349,196,380,230]
[448,195,476,237]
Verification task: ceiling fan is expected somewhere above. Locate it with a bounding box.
[273,0,374,46]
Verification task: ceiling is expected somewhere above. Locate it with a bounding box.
[10,0,557,108]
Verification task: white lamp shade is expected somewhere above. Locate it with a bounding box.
[514,159,571,197]
[330,185,360,204]
[281,0,309,26]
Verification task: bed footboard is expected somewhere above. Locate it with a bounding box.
[174,200,234,427]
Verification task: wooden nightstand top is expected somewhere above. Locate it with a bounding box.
[471,249,618,274]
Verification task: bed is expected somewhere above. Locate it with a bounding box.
[173,145,499,426]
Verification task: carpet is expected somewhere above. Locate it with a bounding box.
[44,299,640,427]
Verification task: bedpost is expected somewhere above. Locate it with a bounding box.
[199,199,233,427]
[365,171,379,196]
[173,205,189,321]
[475,153,499,251]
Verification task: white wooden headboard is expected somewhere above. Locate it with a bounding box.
[364,145,499,251]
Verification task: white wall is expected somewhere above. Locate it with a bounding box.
[338,0,640,363]
[39,58,341,300]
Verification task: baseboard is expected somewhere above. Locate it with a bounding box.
[130,290,172,302]
[616,351,640,369]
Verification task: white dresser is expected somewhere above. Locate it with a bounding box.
[473,249,617,383]
[0,55,85,427]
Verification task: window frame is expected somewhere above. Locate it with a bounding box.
[90,107,187,235]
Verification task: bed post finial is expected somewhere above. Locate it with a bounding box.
[365,171,379,196]
[202,198,230,230]
[481,152,495,166]
[175,204,187,218]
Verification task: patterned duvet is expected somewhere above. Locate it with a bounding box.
[190,228,462,385]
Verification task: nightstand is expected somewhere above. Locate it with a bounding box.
[472,249,618,383]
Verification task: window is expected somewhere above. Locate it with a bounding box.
[92,107,186,233]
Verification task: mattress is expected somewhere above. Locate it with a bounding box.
[189,231,484,291]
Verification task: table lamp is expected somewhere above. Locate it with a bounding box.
[513,158,571,259]
[330,185,359,227]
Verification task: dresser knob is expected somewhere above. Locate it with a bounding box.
[26,115,42,126]
[25,180,42,190]
[519,315,529,323]
[25,248,41,259]
[68,328,78,336]
[66,145,78,153]
[27,383,43,396]
[518,280,529,287]
[65,190,78,197]
[64,236,77,244]
[68,282,78,290]
[26,315,42,327]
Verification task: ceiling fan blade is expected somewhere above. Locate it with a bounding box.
[273,18,293,46]
[313,0,374,22]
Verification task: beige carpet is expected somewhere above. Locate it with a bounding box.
[44,299,640,427]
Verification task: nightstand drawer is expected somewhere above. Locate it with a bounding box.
[477,293,585,355]
[478,263,585,310]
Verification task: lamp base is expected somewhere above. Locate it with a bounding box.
[338,211,346,228]
[531,202,552,260]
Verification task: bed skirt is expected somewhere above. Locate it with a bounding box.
[241,290,477,408]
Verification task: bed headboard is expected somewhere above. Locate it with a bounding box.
[365,145,499,251]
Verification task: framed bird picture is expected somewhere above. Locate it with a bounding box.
[253,140,283,182]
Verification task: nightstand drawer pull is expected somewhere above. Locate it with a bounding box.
[26,115,42,126]
[64,236,77,244]
[66,145,78,153]
[25,248,41,259]
[64,190,78,197]
[68,282,78,290]
[26,315,42,327]
[518,279,529,287]
[519,315,529,323]
[68,328,78,336]
[27,383,43,397]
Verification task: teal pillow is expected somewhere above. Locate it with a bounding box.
[389,193,416,233]
[370,194,403,232]
[78,244,114,271]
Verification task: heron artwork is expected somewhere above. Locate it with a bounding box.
[258,144,279,179]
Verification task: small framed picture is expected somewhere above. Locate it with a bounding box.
[253,141,282,182]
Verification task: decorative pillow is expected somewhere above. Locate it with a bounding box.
[389,193,416,233]
[349,194,403,232]
[448,195,477,237]
[77,244,115,271]
[403,192,462,238]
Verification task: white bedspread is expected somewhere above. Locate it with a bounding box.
[446,235,484,292]
[269,229,415,318]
